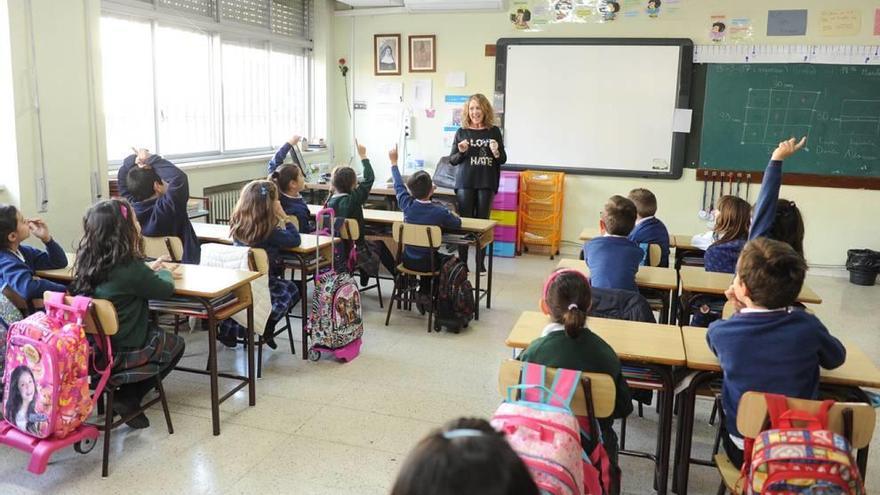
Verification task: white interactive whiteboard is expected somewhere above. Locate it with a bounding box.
[496,39,692,178]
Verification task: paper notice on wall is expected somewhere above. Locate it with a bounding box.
[445,72,466,88]
[728,17,753,43]
[376,82,403,104]
[820,9,861,36]
[767,10,808,36]
[410,79,432,111]
[709,15,727,43]
[509,0,549,31]
[672,109,692,133]
[875,9,880,35]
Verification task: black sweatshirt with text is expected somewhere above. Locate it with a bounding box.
[448,126,507,192]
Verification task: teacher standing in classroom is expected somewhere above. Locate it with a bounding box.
[448,93,507,272]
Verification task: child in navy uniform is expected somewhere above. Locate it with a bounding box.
[268,134,314,233]
[389,146,461,309]
[627,188,670,267]
[118,149,200,264]
[708,237,845,468]
[0,205,68,300]
[584,195,642,292]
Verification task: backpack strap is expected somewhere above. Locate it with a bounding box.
[521,362,546,403]
[547,368,580,410]
[765,393,833,430]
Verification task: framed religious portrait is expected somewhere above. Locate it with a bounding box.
[374,34,401,76]
[408,35,436,73]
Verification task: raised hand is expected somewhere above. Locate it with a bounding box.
[288,134,302,147]
[356,139,367,160]
[770,137,807,161]
[389,145,399,166]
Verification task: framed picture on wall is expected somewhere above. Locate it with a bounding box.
[374,34,401,76]
[408,35,436,73]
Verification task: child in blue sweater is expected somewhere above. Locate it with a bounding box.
[118,149,200,264]
[389,146,461,307]
[0,205,68,301]
[749,137,807,257]
[268,134,314,233]
[707,237,845,468]
[627,188,670,267]
[585,195,642,292]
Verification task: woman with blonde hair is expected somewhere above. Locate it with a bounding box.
[447,94,507,271]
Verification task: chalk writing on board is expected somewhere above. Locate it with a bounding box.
[740,88,820,145]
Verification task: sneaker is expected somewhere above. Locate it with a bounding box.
[113,396,150,429]
[359,271,370,287]
[218,331,238,349]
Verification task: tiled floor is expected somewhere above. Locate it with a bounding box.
[0,254,877,494]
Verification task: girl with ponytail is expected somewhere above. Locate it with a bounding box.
[519,269,633,474]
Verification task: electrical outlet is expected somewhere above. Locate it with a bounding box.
[353,101,367,110]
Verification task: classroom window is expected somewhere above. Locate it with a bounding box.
[100,0,313,165]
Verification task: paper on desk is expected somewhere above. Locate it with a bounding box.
[673,109,693,133]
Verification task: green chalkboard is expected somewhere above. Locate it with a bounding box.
[700,64,880,178]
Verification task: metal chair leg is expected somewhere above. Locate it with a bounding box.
[375,273,384,309]
[384,275,399,326]
[257,337,263,379]
[620,415,627,449]
[156,378,174,435]
[102,388,114,478]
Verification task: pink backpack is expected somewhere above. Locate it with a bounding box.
[2,293,93,439]
[491,363,610,495]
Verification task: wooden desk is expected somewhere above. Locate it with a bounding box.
[192,223,335,255]
[678,266,822,304]
[38,256,261,436]
[579,228,676,248]
[506,311,683,494]
[673,235,701,252]
[307,204,498,319]
[674,326,880,493]
[556,259,678,324]
[306,181,455,198]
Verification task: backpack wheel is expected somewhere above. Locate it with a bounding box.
[308,349,321,362]
[74,438,96,454]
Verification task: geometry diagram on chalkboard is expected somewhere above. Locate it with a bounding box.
[839,99,880,136]
[740,89,821,145]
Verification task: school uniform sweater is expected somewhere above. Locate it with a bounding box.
[118,155,200,264]
[628,216,670,267]
[267,143,314,233]
[325,159,374,241]
[93,260,175,349]
[585,236,643,292]
[703,239,747,274]
[447,126,507,192]
[391,166,461,272]
[707,308,846,438]
[0,241,68,300]
[749,159,782,241]
[233,223,301,277]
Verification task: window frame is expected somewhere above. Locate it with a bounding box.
[101,0,313,168]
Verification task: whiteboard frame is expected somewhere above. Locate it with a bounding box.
[494,38,694,179]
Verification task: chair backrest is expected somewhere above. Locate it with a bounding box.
[60,295,119,337]
[285,215,299,231]
[737,391,876,448]
[143,236,184,262]
[497,359,616,419]
[248,248,270,276]
[647,243,662,267]
[391,222,442,249]
[2,285,29,312]
[338,218,360,241]
[722,301,736,320]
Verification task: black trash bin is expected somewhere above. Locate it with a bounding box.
[845,249,879,286]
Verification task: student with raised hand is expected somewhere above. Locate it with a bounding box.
[749,137,807,256]
[117,148,200,264]
[0,205,68,301]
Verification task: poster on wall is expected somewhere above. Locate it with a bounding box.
[728,17,754,43]
[509,0,551,30]
[442,95,469,149]
[709,15,727,42]
[819,10,861,37]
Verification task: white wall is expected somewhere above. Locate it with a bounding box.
[330,1,880,267]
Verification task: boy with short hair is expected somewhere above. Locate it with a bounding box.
[627,188,670,267]
[707,237,846,468]
[390,146,461,308]
[118,149,200,264]
[585,195,642,291]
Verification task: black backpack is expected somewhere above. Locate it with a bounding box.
[434,257,474,333]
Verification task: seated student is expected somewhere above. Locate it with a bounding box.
[389,146,461,309]
[749,137,807,257]
[702,196,751,274]
[627,188,670,267]
[707,237,845,468]
[390,417,539,495]
[220,180,301,349]
[325,141,396,283]
[69,199,185,429]
[585,195,642,292]
[519,269,632,479]
[268,134,314,233]
[0,205,67,301]
[117,149,200,264]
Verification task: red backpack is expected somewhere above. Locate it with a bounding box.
[742,394,865,495]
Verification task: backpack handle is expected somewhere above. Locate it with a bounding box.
[765,393,833,430]
[42,291,92,324]
[314,208,336,274]
[520,362,579,410]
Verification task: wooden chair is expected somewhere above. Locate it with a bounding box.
[497,359,616,419]
[143,236,184,263]
[339,218,383,308]
[384,222,442,333]
[640,243,667,323]
[187,196,211,222]
[250,248,295,378]
[715,391,876,494]
[647,243,662,267]
[71,294,174,478]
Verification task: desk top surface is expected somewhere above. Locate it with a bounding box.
[192,223,335,253]
[306,182,456,197]
[579,228,676,247]
[679,266,822,304]
[37,254,260,299]
[506,311,686,366]
[556,259,677,291]
[306,204,497,232]
[673,234,702,251]
[682,326,880,389]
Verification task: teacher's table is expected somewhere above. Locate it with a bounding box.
[673,326,880,494]
[192,224,336,359]
[307,204,498,319]
[555,259,678,324]
[678,265,822,324]
[506,311,685,495]
[38,256,261,436]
